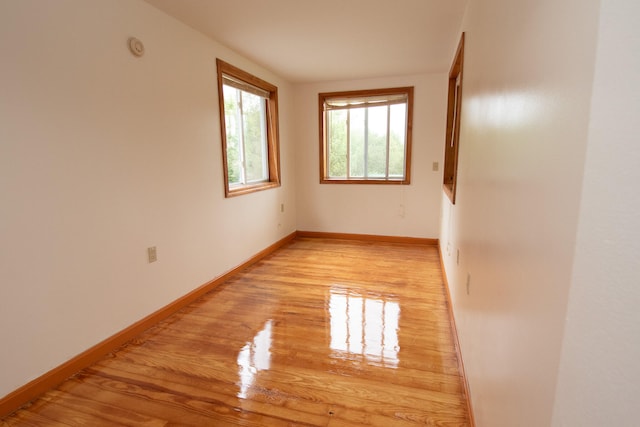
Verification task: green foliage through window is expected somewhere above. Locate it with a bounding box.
[216,59,280,198]
[320,87,413,184]
[223,85,268,186]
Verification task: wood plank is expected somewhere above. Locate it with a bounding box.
[0,232,297,419]
[144,324,463,375]
[1,237,471,426]
[296,230,438,245]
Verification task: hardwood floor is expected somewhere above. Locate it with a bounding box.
[1,237,471,426]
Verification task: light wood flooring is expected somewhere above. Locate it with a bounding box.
[2,237,471,426]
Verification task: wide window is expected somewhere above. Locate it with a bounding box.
[319,87,413,184]
[217,59,280,197]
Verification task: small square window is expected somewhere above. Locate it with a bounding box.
[319,87,414,184]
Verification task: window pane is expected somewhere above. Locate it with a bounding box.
[328,110,347,177]
[223,85,242,185]
[367,106,388,178]
[217,59,280,197]
[242,91,268,183]
[349,108,365,178]
[388,103,407,178]
[319,87,412,184]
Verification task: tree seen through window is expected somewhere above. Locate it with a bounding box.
[321,87,413,184]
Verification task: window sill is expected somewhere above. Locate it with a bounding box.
[320,178,410,185]
[226,181,280,198]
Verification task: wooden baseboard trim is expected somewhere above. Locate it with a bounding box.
[0,231,297,419]
[438,242,476,427]
[296,230,438,246]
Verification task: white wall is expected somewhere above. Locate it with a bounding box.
[0,0,296,399]
[294,75,446,238]
[551,0,640,425]
[439,0,601,425]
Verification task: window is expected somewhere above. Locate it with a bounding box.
[443,34,465,204]
[319,87,414,184]
[216,59,280,197]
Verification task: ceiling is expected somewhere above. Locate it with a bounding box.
[144,0,468,83]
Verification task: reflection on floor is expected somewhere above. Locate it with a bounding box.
[237,320,273,399]
[329,288,400,368]
[2,237,471,426]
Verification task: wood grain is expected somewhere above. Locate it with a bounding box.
[0,232,296,419]
[296,231,438,246]
[2,237,471,426]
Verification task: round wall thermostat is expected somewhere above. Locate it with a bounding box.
[128,37,144,57]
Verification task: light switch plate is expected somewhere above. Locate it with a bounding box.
[148,246,157,263]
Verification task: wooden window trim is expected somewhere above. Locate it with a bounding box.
[443,34,465,204]
[216,59,281,198]
[319,87,413,185]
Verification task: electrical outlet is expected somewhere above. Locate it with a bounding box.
[280,203,285,213]
[466,273,471,295]
[398,204,405,218]
[432,161,439,172]
[148,246,157,263]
